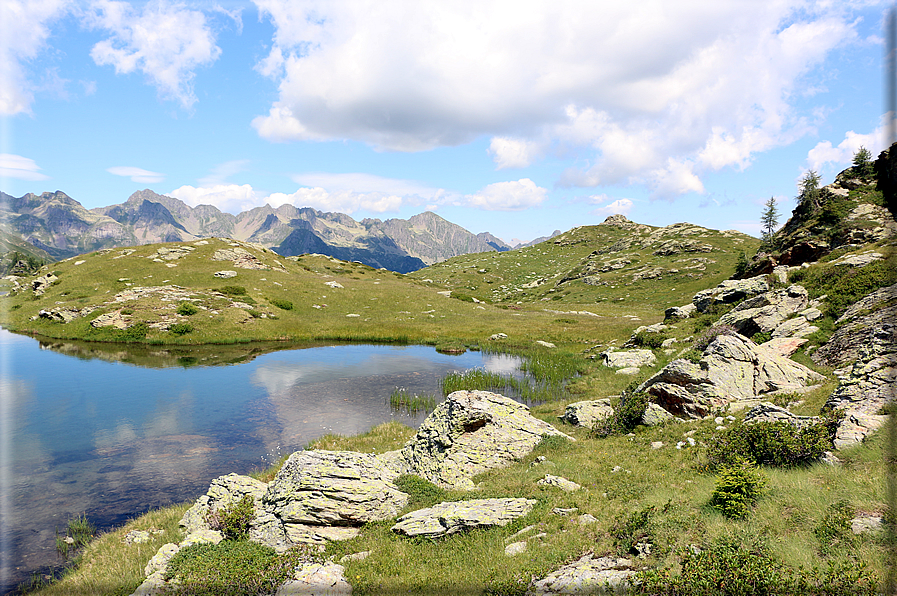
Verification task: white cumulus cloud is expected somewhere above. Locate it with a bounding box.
[0,0,70,115]
[806,119,890,173]
[87,0,222,108]
[589,195,634,218]
[251,0,863,197]
[0,154,50,181]
[466,179,547,211]
[107,166,165,183]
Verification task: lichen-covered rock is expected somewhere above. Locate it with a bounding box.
[717,285,809,337]
[275,561,352,596]
[537,474,581,492]
[602,349,657,368]
[692,275,769,313]
[560,399,614,429]
[527,554,637,595]
[743,402,820,429]
[31,273,57,296]
[391,498,536,538]
[179,529,224,547]
[640,402,679,426]
[665,304,697,320]
[391,390,573,490]
[264,450,408,526]
[814,283,897,367]
[824,324,895,449]
[637,333,824,418]
[179,473,267,534]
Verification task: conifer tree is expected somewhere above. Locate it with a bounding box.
[760,196,779,248]
[852,146,873,178]
[797,170,822,209]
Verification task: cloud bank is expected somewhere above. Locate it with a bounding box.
[0,154,51,181]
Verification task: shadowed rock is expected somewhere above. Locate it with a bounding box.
[692,275,769,313]
[560,399,614,429]
[717,285,809,337]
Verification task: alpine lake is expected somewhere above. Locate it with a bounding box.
[0,329,526,594]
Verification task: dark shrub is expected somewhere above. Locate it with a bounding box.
[710,460,767,519]
[707,420,831,469]
[632,330,666,349]
[815,500,855,557]
[177,302,199,316]
[205,495,255,540]
[217,285,247,296]
[169,323,194,335]
[121,322,149,341]
[594,391,649,437]
[269,298,293,310]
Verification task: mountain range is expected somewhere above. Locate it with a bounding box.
[0,189,534,273]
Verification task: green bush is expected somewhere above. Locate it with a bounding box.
[217,285,247,296]
[680,348,703,364]
[710,461,767,519]
[611,504,657,556]
[595,391,649,437]
[169,323,194,335]
[177,302,199,316]
[163,540,305,596]
[632,330,667,349]
[815,500,855,557]
[269,298,293,310]
[788,259,897,318]
[205,495,255,540]
[706,421,831,469]
[120,321,149,341]
[750,331,772,344]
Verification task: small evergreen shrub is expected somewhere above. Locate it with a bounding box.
[594,391,649,437]
[205,495,255,540]
[269,298,293,310]
[734,250,749,277]
[632,330,667,349]
[121,321,149,341]
[680,349,703,364]
[710,461,767,519]
[611,504,657,556]
[169,323,194,335]
[706,421,831,469]
[815,500,855,557]
[750,331,772,344]
[217,285,247,296]
[177,302,199,316]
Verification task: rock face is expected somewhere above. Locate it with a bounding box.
[814,283,897,367]
[559,399,614,429]
[602,349,657,368]
[388,390,573,490]
[717,285,810,337]
[692,275,769,312]
[31,273,57,296]
[391,498,536,538]
[824,324,896,449]
[527,554,637,595]
[665,304,696,320]
[637,333,825,418]
[264,450,409,526]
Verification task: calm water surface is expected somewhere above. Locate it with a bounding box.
[0,329,522,593]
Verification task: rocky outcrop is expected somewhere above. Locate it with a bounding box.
[559,399,614,429]
[31,273,57,296]
[527,554,637,595]
[387,390,573,490]
[717,285,810,337]
[180,473,268,534]
[275,562,352,596]
[743,402,820,429]
[665,304,696,320]
[640,402,678,426]
[692,275,769,313]
[637,333,825,418]
[824,324,895,449]
[814,283,897,367]
[391,498,536,538]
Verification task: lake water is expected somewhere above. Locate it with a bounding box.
[0,329,523,594]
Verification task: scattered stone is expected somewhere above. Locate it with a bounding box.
[537,474,581,492]
[536,340,556,348]
[325,281,344,289]
[559,399,614,429]
[650,441,664,449]
[814,283,897,367]
[489,333,508,340]
[214,270,237,278]
[147,246,194,261]
[759,337,808,358]
[180,530,224,547]
[505,541,528,556]
[665,304,697,320]
[616,367,641,376]
[831,251,884,267]
[717,285,809,337]
[851,515,884,535]
[527,554,637,596]
[387,390,573,490]
[391,498,536,538]
[339,551,371,563]
[506,525,537,543]
[212,247,268,270]
[180,473,267,534]
[577,514,598,525]
[91,311,131,329]
[553,508,579,516]
[634,541,652,559]
[123,530,151,545]
[37,307,82,323]
[345,313,360,318]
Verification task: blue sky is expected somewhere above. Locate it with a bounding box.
[0,0,890,245]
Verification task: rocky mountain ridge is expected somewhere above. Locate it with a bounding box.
[0,189,513,272]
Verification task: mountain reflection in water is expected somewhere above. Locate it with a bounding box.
[0,330,522,595]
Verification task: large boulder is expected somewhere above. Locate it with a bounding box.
[692,275,769,313]
[602,349,657,368]
[637,333,825,418]
[527,554,637,595]
[824,324,896,449]
[264,450,409,526]
[387,390,573,489]
[391,498,536,538]
[559,399,614,429]
[717,285,809,337]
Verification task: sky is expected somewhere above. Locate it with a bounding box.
[0,0,890,245]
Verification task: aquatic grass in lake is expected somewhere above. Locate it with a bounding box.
[388,388,437,414]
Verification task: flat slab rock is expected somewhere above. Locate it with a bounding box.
[387,390,573,490]
[392,498,536,538]
[560,399,614,429]
[602,349,656,368]
[275,562,352,596]
[527,554,637,595]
